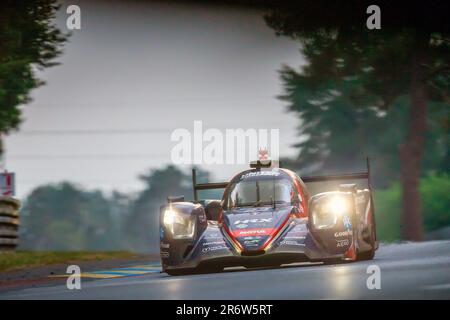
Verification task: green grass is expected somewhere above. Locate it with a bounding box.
[0,251,137,272]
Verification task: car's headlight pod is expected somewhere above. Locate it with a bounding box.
[312,196,350,229]
[163,209,196,239]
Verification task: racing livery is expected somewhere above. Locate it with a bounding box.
[160,160,378,275]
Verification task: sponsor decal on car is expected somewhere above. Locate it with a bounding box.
[202,241,226,246]
[232,228,273,237]
[234,218,273,225]
[236,223,248,229]
[283,236,305,239]
[202,245,228,253]
[243,239,261,246]
[334,230,352,238]
[161,251,170,258]
[343,216,352,229]
[243,236,262,240]
[280,240,305,246]
[336,239,350,247]
[240,171,280,180]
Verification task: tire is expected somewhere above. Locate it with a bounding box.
[357,249,375,261]
[165,268,196,276]
[165,266,222,276]
[322,258,347,265]
[357,211,376,261]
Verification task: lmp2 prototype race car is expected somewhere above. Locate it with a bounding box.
[159,160,378,275]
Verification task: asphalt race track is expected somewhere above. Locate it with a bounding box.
[1,241,449,299]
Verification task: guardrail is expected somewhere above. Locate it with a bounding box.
[0,196,20,251]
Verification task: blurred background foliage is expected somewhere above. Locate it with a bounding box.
[375,174,450,241]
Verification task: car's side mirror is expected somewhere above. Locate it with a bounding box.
[204,200,222,221]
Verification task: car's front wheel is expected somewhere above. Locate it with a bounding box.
[165,266,222,276]
[357,211,376,261]
[165,268,195,276]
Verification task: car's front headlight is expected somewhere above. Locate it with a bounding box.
[312,196,350,229]
[163,209,196,239]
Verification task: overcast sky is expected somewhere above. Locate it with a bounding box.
[5,0,305,198]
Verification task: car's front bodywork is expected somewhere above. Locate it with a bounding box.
[160,162,377,274]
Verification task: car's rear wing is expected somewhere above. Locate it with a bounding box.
[301,158,373,189]
[191,158,373,202]
[192,169,228,202]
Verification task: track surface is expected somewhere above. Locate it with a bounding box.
[1,241,449,299]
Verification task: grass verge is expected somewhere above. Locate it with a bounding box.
[0,251,137,272]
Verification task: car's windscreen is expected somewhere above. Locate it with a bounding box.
[226,177,294,209]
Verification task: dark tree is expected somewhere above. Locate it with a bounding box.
[265,1,449,240]
[0,0,66,154]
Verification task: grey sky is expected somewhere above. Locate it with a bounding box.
[5,0,305,198]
